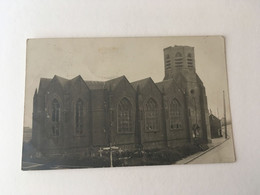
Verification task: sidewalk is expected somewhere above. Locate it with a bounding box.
[175,136,229,164]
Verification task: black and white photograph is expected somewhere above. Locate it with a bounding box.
[22,36,235,170]
[2,1,260,194]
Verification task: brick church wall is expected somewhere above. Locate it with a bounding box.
[134,78,167,150]
[107,77,136,150]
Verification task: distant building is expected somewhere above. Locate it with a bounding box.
[209,114,222,138]
[31,46,211,157]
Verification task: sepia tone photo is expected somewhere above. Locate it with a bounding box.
[22,36,235,170]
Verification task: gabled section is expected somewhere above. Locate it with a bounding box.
[38,78,51,95]
[104,76,125,91]
[70,75,82,84]
[85,81,105,90]
[131,77,150,91]
[46,75,70,94]
[38,75,92,96]
[54,75,69,90]
[104,75,136,95]
[131,77,162,96]
[70,75,90,91]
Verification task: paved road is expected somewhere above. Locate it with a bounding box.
[188,137,235,164]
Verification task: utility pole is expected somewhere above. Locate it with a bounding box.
[223,91,227,139]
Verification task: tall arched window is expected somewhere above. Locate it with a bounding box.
[76,99,84,135]
[169,99,182,130]
[187,53,193,67]
[52,99,60,136]
[117,98,132,133]
[145,98,159,131]
[175,52,183,67]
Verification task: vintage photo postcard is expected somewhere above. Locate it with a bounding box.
[22,36,235,170]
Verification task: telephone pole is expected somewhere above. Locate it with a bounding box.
[223,91,227,139]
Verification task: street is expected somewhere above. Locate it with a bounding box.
[188,125,235,164]
[188,138,235,164]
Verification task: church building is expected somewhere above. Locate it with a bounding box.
[32,46,211,157]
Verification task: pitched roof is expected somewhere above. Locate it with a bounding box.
[38,78,51,95]
[69,75,90,91]
[38,75,76,93]
[104,76,125,91]
[156,79,173,92]
[131,77,151,90]
[85,80,105,90]
[54,75,69,89]
[156,78,184,94]
[39,78,51,90]
[37,75,132,93]
[70,75,81,84]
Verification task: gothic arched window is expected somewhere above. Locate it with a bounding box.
[187,53,193,67]
[76,99,84,135]
[175,52,183,67]
[169,99,182,130]
[52,99,60,136]
[117,98,132,133]
[145,98,159,131]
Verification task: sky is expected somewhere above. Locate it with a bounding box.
[24,36,231,127]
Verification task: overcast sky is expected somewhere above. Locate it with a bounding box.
[24,36,231,127]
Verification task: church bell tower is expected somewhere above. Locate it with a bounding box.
[163,45,211,143]
[163,45,196,80]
